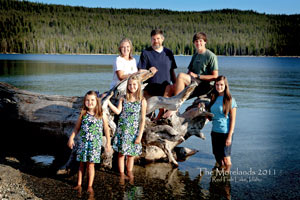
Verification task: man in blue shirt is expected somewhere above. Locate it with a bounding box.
[138,29,177,98]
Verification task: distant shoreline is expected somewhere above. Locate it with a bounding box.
[0,53,299,58]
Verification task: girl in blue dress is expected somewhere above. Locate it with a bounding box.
[108,75,147,181]
[68,91,111,193]
[209,76,237,172]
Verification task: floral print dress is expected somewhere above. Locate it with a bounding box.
[76,113,103,163]
[113,100,142,156]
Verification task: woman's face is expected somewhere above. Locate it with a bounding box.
[215,80,225,94]
[120,41,131,57]
[127,79,139,94]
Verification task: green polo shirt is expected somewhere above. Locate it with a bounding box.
[188,49,218,79]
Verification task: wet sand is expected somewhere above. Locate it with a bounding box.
[0,152,232,200]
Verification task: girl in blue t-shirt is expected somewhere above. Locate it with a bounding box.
[209,75,237,172]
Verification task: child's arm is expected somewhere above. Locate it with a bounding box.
[135,98,147,144]
[226,107,237,146]
[108,97,123,115]
[67,115,82,149]
[102,114,111,152]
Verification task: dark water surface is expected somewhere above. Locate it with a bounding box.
[1,54,300,199]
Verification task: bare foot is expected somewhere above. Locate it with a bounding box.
[87,187,95,200]
[119,172,128,185]
[127,171,134,185]
[73,185,82,198]
[73,185,82,190]
[87,186,94,194]
[162,110,176,118]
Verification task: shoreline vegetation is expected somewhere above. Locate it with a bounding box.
[1,53,300,58]
[1,0,300,56]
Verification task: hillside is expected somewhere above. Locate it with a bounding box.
[0,0,299,56]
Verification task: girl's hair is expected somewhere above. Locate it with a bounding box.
[209,75,232,117]
[80,90,103,119]
[126,75,143,101]
[118,38,133,60]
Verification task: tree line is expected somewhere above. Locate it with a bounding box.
[0,0,299,56]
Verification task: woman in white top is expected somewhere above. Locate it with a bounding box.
[110,38,138,89]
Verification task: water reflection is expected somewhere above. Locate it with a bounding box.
[31,155,55,166]
[107,163,232,200]
[208,168,232,200]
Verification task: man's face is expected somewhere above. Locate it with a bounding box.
[151,34,164,50]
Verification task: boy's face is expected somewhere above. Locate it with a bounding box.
[194,39,206,50]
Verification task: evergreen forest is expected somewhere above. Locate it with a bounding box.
[1,0,300,56]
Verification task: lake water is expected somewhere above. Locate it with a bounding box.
[1,54,300,199]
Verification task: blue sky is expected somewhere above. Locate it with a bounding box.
[27,0,299,15]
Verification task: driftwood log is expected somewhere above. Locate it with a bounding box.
[0,70,212,169]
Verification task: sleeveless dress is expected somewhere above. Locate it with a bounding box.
[113,100,142,156]
[76,113,103,163]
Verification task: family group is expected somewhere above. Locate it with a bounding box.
[67,29,237,193]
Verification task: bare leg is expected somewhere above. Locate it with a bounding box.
[74,162,84,189]
[118,153,127,184]
[118,153,125,173]
[126,155,135,172]
[87,162,95,189]
[163,73,191,118]
[155,84,175,120]
[223,156,232,172]
[174,73,192,96]
[127,171,134,185]
[127,156,135,185]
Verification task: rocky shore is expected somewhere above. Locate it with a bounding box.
[0,160,40,200]
[0,153,211,200]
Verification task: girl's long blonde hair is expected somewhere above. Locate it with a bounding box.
[80,91,103,119]
[209,75,232,117]
[126,75,143,101]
